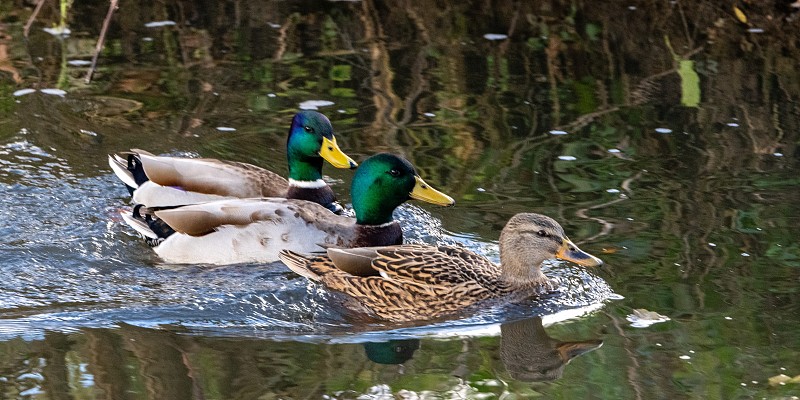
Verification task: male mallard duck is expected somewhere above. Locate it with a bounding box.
[121,153,455,265]
[278,213,603,322]
[108,110,358,213]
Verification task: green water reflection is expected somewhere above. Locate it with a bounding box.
[0,316,605,398]
[1,0,799,398]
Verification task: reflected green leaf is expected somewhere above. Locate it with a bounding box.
[678,60,700,107]
[586,23,601,41]
[330,64,352,82]
[330,87,355,98]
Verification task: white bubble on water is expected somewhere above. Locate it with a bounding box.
[483,33,508,40]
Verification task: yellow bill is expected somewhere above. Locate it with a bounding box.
[555,238,603,267]
[319,136,358,169]
[410,175,455,206]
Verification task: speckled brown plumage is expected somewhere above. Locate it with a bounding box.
[279,213,604,322]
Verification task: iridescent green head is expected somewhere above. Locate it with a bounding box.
[350,153,455,225]
[286,111,357,181]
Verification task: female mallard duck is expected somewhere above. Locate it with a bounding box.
[108,110,358,213]
[121,153,455,265]
[278,213,603,322]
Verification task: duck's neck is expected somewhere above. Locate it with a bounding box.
[355,209,395,225]
[351,188,399,226]
[353,221,403,246]
[287,155,324,182]
[286,183,341,214]
[499,249,549,288]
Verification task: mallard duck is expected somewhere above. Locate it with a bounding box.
[121,153,455,265]
[108,110,358,213]
[278,213,603,322]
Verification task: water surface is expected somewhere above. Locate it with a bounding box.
[1,1,799,398]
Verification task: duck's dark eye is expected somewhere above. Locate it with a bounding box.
[388,168,400,177]
[537,230,548,237]
[304,126,313,133]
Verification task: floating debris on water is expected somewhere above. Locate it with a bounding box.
[13,89,36,97]
[144,21,176,28]
[549,130,568,135]
[655,128,672,134]
[768,374,793,386]
[771,372,800,386]
[216,127,236,132]
[40,89,67,97]
[299,100,335,110]
[557,155,577,161]
[43,26,71,37]
[626,308,670,328]
[483,33,508,40]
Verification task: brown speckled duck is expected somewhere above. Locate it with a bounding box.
[108,110,357,213]
[279,213,603,322]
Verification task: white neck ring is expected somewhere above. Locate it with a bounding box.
[288,178,327,189]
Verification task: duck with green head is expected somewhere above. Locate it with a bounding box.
[108,110,357,213]
[121,153,455,265]
[279,213,603,322]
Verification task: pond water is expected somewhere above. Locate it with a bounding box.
[1,1,799,398]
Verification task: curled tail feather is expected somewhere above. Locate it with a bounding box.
[120,204,176,247]
[108,152,149,195]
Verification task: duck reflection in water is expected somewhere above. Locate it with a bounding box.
[363,339,421,364]
[500,316,602,382]
[360,316,602,383]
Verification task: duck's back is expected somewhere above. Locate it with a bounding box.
[139,155,290,198]
[150,198,355,264]
[286,245,508,321]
